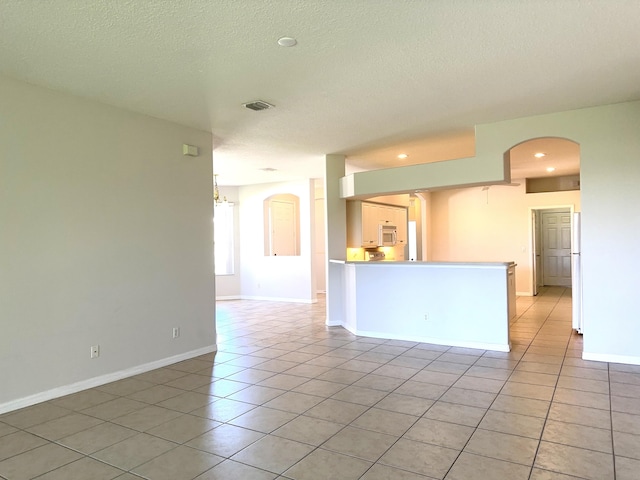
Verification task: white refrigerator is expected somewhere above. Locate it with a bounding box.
[571,212,583,333]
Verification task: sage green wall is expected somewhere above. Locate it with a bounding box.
[477,101,640,362]
[339,100,640,363]
[0,76,216,410]
[326,155,347,326]
[341,154,508,199]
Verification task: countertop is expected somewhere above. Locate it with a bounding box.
[330,259,516,268]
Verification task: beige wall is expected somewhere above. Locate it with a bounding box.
[367,193,411,207]
[429,183,580,294]
[0,76,216,411]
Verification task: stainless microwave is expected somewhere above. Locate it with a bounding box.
[378,224,397,246]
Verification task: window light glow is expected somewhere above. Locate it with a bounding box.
[397,153,408,159]
[546,167,556,172]
[214,203,235,275]
[534,152,546,158]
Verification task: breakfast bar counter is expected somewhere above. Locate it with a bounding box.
[328,260,516,352]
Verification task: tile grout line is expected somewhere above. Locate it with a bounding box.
[438,289,564,480]
[609,361,617,480]
[523,291,571,480]
[2,293,629,479]
[214,314,458,477]
[265,339,447,478]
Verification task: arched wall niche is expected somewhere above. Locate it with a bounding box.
[503,136,580,183]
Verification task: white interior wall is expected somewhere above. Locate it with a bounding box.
[325,155,348,326]
[343,262,512,351]
[429,183,581,295]
[0,76,216,411]
[314,179,327,293]
[214,185,241,299]
[422,192,433,261]
[239,180,316,303]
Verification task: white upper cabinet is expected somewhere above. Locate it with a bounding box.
[393,207,408,245]
[361,202,379,246]
[347,200,408,248]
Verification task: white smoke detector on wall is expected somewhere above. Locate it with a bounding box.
[182,144,199,156]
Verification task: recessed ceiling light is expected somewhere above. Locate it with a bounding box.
[546,167,555,172]
[534,152,546,158]
[397,154,408,159]
[277,37,297,47]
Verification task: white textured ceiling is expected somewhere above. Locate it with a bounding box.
[2,1,639,186]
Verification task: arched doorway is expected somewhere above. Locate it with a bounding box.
[505,137,582,333]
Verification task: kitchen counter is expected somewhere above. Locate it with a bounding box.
[332,259,514,267]
[328,260,515,352]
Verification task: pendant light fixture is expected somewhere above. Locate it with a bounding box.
[213,174,228,206]
[214,174,220,205]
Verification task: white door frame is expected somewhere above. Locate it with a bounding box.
[528,204,575,295]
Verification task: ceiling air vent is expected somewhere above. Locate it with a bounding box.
[243,100,274,111]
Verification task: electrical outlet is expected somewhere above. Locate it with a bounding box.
[90,345,100,359]
[424,314,429,322]
[172,327,180,339]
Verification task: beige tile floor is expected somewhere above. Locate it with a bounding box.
[1,287,640,479]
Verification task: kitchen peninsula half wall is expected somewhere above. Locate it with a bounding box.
[330,260,515,352]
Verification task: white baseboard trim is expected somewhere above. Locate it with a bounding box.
[341,324,510,352]
[216,295,320,304]
[516,291,534,296]
[582,351,640,366]
[325,320,343,327]
[0,344,217,415]
[240,295,317,304]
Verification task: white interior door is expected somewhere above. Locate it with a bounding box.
[532,210,541,295]
[270,200,296,256]
[542,210,572,286]
[314,197,326,292]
